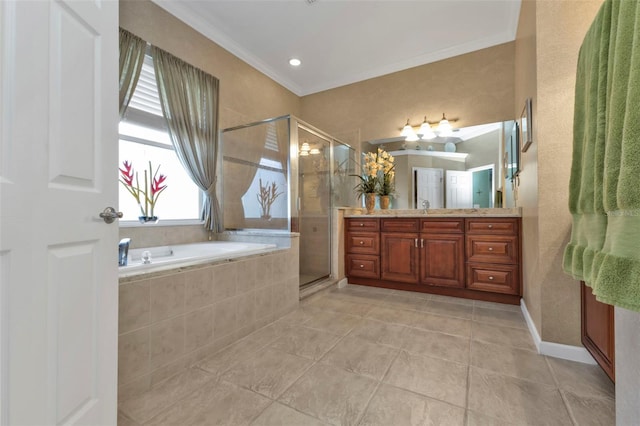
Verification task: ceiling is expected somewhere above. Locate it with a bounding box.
[152,0,522,97]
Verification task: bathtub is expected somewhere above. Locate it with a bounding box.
[119,241,278,278]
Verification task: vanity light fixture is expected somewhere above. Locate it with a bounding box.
[300,142,310,152]
[437,113,453,137]
[299,150,309,156]
[417,116,436,139]
[401,119,419,142]
[400,113,458,140]
[309,148,321,155]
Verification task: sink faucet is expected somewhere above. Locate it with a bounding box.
[119,238,131,266]
[422,200,430,213]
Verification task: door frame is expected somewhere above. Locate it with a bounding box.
[468,164,495,208]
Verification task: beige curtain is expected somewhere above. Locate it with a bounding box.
[151,46,222,232]
[118,28,146,118]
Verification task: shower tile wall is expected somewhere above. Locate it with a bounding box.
[117,246,299,399]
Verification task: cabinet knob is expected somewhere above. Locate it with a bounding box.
[359,241,364,245]
[488,224,493,229]
[488,247,494,251]
[359,264,364,268]
[359,223,364,227]
[489,276,494,280]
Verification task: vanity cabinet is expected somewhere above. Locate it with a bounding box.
[345,216,522,304]
[465,218,520,295]
[345,218,381,279]
[380,219,419,283]
[420,219,465,288]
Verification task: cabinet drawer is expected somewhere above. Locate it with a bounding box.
[346,254,380,279]
[381,218,419,232]
[346,218,379,232]
[467,263,519,295]
[420,218,464,234]
[466,218,518,235]
[346,232,380,255]
[466,235,518,264]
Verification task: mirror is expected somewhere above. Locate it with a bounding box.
[366,120,514,209]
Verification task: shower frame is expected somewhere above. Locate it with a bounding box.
[219,114,355,287]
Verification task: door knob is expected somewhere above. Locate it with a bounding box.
[100,207,123,224]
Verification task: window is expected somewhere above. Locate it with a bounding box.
[119,54,201,222]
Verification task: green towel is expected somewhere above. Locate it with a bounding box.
[563,1,610,283]
[565,0,640,311]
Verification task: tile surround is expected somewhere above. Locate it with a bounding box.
[117,244,299,394]
[118,284,615,426]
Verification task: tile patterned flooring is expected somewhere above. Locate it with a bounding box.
[118,284,615,426]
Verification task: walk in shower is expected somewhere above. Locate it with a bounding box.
[221,115,357,287]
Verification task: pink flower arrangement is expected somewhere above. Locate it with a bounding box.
[119,160,167,218]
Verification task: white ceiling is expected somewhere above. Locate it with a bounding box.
[152,0,522,96]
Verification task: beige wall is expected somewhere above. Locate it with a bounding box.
[300,43,516,146]
[514,0,541,340]
[516,0,604,345]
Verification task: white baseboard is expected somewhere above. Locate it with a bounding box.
[520,299,596,365]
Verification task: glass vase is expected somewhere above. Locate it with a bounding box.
[138,216,159,224]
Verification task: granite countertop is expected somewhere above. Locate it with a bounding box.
[342,207,522,218]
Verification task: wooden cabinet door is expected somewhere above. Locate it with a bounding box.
[582,282,615,382]
[381,233,419,283]
[420,234,465,288]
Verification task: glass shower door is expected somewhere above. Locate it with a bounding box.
[298,127,331,286]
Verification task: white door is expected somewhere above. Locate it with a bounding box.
[413,167,443,209]
[1,1,118,424]
[446,170,473,208]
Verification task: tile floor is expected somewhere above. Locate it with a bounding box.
[118,284,615,426]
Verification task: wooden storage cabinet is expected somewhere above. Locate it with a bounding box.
[346,232,379,255]
[466,263,519,294]
[345,219,381,280]
[381,232,419,283]
[464,218,520,296]
[345,216,522,304]
[420,234,465,288]
[581,282,615,382]
[347,218,379,232]
[346,254,380,279]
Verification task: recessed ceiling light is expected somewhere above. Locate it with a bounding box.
[289,58,301,67]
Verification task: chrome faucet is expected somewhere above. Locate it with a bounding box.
[422,200,430,213]
[118,238,131,266]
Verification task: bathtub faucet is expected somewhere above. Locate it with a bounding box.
[118,238,131,266]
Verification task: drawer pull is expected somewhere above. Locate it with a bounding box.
[488,276,494,280]
[488,224,493,229]
[488,247,494,251]
[359,223,364,227]
[415,238,418,247]
[359,264,364,268]
[359,241,364,245]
